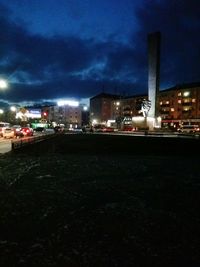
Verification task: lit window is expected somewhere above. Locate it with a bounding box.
[192,98,196,103]
[171,108,174,112]
[166,101,169,104]
[178,92,181,96]
[178,100,181,104]
[183,91,190,97]
[116,102,120,106]
[160,101,163,105]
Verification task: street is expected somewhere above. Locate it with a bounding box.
[0,138,12,154]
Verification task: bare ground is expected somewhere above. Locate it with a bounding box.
[0,134,200,267]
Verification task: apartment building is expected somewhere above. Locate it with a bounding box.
[111,94,148,119]
[90,82,200,129]
[159,83,200,128]
[41,104,82,128]
[90,93,120,124]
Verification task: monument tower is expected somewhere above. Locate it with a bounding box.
[148,32,161,128]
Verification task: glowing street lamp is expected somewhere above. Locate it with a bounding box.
[0,79,8,89]
[10,106,17,112]
[0,109,4,114]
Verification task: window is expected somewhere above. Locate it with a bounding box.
[183,91,190,97]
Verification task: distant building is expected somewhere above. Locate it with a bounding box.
[41,104,82,128]
[111,94,148,119]
[90,93,120,124]
[89,82,200,130]
[159,82,200,128]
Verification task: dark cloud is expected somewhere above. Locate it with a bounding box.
[0,1,200,105]
[134,0,200,88]
[0,5,140,103]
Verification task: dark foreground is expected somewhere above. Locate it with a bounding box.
[0,134,200,267]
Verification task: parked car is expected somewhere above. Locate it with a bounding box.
[20,127,34,136]
[3,127,15,139]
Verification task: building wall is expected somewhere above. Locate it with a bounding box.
[159,85,200,126]
[111,96,148,119]
[90,84,200,128]
[90,93,120,124]
[42,105,82,127]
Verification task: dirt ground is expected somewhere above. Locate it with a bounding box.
[0,134,200,267]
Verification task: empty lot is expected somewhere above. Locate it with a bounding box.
[0,134,200,267]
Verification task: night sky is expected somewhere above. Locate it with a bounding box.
[0,0,199,106]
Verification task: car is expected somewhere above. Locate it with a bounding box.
[122,125,135,131]
[2,127,15,139]
[82,126,94,133]
[73,127,83,133]
[0,122,11,137]
[20,127,34,136]
[34,127,46,132]
[102,126,115,132]
[177,125,200,133]
[12,125,23,137]
[54,126,62,133]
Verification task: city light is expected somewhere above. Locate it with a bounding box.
[57,100,79,107]
[10,106,17,112]
[183,91,190,97]
[0,79,8,89]
[92,119,98,125]
[132,116,144,122]
[0,109,4,114]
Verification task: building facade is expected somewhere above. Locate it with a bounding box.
[90,93,120,125]
[41,104,82,128]
[90,83,200,129]
[159,83,200,128]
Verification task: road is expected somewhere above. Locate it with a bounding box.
[0,138,12,154]
[0,131,53,154]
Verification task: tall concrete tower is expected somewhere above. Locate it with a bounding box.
[148,32,161,119]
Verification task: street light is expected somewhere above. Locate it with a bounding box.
[10,106,16,112]
[0,79,8,89]
[0,109,4,114]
